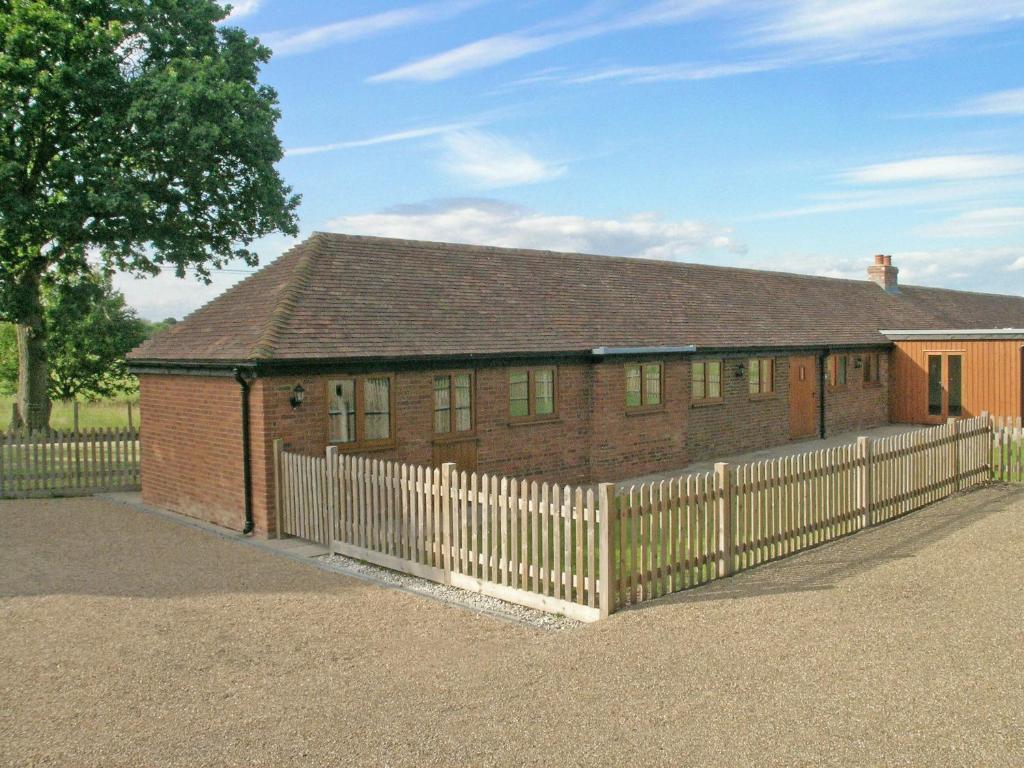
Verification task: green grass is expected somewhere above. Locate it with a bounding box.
[991,442,1024,482]
[0,395,138,432]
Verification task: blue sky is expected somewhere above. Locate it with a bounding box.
[118,0,1024,319]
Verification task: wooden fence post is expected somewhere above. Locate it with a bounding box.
[272,438,284,539]
[858,436,873,528]
[947,417,960,492]
[441,462,456,575]
[598,482,616,619]
[981,411,992,478]
[325,445,339,547]
[715,462,733,578]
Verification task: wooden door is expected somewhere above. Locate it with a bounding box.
[788,355,818,439]
[432,439,478,473]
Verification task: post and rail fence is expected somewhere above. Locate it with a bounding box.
[0,427,141,499]
[275,413,1005,620]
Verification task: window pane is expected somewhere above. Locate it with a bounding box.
[433,376,451,434]
[643,364,661,406]
[625,365,642,407]
[708,361,721,399]
[364,377,391,441]
[761,359,773,393]
[328,379,356,443]
[928,356,942,416]
[510,371,530,417]
[838,356,848,385]
[535,369,555,416]
[748,358,760,395]
[454,373,472,431]
[691,362,705,400]
[948,355,962,416]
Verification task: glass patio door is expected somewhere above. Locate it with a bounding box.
[926,353,963,421]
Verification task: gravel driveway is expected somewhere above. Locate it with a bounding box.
[2,486,1023,767]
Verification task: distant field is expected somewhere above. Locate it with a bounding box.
[0,396,138,432]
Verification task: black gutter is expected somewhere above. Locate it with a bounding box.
[818,349,829,440]
[127,341,894,376]
[233,367,255,535]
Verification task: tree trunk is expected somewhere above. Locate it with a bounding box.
[13,272,51,431]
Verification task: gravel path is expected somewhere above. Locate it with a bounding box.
[2,486,1023,767]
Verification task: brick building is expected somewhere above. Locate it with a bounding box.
[128,235,1024,536]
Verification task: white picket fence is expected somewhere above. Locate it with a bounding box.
[275,415,1000,619]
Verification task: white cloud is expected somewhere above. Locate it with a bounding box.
[284,121,477,157]
[750,0,1024,51]
[369,1,1024,85]
[918,207,1024,239]
[263,0,483,56]
[440,131,565,187]
[370,30,582,83]
[565,58,788,85]
[842,154,1024,185]
[369,0,727,82]
[949,87,1024,116]
[324,198,745,260]
[892,247,1024,285]
[750,175,1024,220]
[224,0,261,21]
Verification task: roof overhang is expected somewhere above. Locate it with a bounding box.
[881,329,1024,341]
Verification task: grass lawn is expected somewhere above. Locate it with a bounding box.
[0,395,138,432]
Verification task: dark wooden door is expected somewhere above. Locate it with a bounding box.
[789,355,818,439]
[432,439,478,473]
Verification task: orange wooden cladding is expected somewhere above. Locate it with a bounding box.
[889,340,1024,423]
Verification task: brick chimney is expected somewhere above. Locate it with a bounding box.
[867,254,899,294]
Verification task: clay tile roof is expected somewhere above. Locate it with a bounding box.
[128,232,1024,363]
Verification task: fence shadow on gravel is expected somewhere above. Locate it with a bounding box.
[649,483,1018,605]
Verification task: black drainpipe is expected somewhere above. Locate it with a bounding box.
[818,349,829,440]
[233,367,255,535]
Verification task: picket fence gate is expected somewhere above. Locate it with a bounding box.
[0,428,141,498]
[274,414,1001,619]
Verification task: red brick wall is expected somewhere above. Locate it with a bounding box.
[139,374,246,531]
[686,356,792,463]
[139,349,892,537]
[255,365,598,487]
[589,360,689,481]
[824,352,890,435]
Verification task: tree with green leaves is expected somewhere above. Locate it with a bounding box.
[46,270,148,401]
[0,0,299,428]
[0,270,149,401]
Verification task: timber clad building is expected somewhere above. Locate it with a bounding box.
[128,235,1024,536]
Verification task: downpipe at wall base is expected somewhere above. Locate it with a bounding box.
[234,367,255,535]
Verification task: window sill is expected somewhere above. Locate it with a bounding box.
[431,433,479,445]
[690,399,724,408]
[332,440,397,453]
[862,382,883,389]
[507,416,562,428]
[626,405,666,416]
[748,392,778,402]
